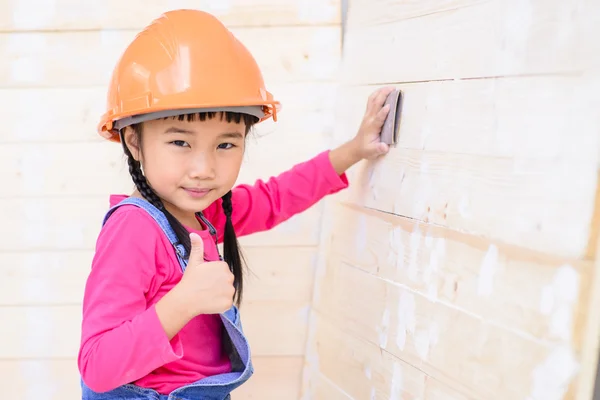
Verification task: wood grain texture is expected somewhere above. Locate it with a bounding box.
[332,76,600,259]
[312,220,584,398]
[339,0,600,84]
[301,0,600,398]
[327,203,592,347]
[306,311,471,400]
[0,0,340,31]
[0,27,341,88]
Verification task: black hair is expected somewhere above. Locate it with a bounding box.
[120,111,259,307]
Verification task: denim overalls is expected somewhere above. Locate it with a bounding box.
[81,197,254,400]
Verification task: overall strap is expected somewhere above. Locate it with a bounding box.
[102,197,188,271]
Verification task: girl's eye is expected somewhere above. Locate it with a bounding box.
[218,143,234,150]
[170,140,189,147]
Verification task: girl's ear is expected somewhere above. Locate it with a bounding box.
[123,127,141,162]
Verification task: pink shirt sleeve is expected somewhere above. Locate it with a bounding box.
[203,150,349,242]
[77,207,183,393]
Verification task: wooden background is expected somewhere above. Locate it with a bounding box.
[3,1,600,399]
[0,1,341,398]
[301,0,600,399]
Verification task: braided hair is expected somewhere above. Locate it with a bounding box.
[120,111,258,307]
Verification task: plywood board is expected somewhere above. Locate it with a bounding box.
[307,311,470,399]
[331,76,600,259]
[313,232,584,399]
[0,27,340,87]
[0,0,340,30]
[325,204,592,347]
[339,0,600,84]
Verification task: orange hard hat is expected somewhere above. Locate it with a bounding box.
[97,9,280,141]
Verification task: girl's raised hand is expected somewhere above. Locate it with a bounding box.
[176,233,235,316]
[353,86,396,160]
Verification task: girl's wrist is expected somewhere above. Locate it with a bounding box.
[329,139,363,175]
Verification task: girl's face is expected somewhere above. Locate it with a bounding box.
[125,115,247,227]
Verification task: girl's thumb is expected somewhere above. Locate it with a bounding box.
[189,233,205,264]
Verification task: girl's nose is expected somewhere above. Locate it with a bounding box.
[189,154,216,179]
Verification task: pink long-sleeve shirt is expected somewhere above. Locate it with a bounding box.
[77,150,349,394]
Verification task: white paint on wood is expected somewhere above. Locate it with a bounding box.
[395,291,416,351]
[355,213,367,254]
[477,244,499,297]
[407,223,421,282]
[539,264,580,342]
[378,308,390,349]
[389,361,403,400]
[529,345,580,400]
[414,321,440,361]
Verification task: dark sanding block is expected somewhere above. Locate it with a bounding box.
[380,89,403,146]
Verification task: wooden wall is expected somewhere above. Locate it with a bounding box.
[0,1,341,399]
[302,1,600,399]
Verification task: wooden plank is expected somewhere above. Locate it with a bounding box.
[0,247,317,306]
[0,0,340,31]
[242,247,317,304]
[0,27,341,87]
[327,203,592,349]
[345,149,595,260]
[0,195,324,251]
[0,82,338,144]
[0,250,92,306]
[332,77,599,160]
[332,76,600,259]
[243,301,310,356]
[0,301,308,358]
[346,0,484,28]
[232,356,304,399]
[1,356,302,400]
[1,359,81,399]
[300,367,354,400]
[312,239,583,399]
[307,311,470,400]
[0,136,332,198]
[339,0,600,84]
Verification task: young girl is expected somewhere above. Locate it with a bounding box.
[77,9,393,400]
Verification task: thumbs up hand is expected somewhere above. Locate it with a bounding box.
[176,232,235,316]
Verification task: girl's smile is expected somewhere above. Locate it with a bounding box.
[182,187,213,199]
